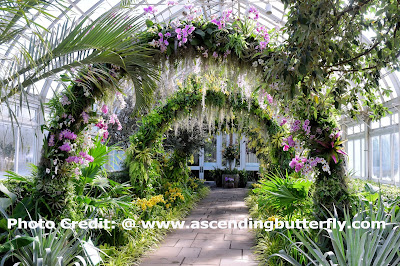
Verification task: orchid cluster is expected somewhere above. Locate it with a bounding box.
[255,25,270,51]
[225,176,234,183]
[247,6,259,20]
[60,94,71,105]
[144,5,272,65]
[144,6,157,15]
[257,89,274,110]
[96,103,123,142]
[176,25,195,47]
[289,156,331,175]
[280,118,347,176]
[149,32,171,52]
[45,88,126,179]
[211,9,232,29]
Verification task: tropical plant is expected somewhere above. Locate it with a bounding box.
[0,5,158,121]
[0,183,36,255]
[1,180,99,265]
[271,197,400,265]
[1,225,96,266]
[254,170,312,219]
[222,143,239,170]
[74,138,133,218]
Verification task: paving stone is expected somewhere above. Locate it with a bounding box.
[191,239,231,249]
[168,232,198,239]
[175,239,194,247]
[195,233,225,240]
[220,258,259,266]
[224,234,254,241]
[178,247,202,258]
[182,257,221,265]
[230,241,255,250]
[150,246,182,257]
[192,228,233,234]
[198,248,242,259]
[140,256,184,264]
[161,238,179,247]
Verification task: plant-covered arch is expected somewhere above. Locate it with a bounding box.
[125,75,291,193]
[35,0,400,218]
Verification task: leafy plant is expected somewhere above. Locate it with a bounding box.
[222,144,239,164]
[0,184,36,255]
[74,138,133,218]
[1,225,97,266]
[271,197,400,265]
[254,171,312,219]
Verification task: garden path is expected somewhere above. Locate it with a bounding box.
[139,187,258,266]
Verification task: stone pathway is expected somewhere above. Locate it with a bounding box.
[139,188,258,266]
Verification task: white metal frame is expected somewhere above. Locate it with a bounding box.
[189,133,260,179]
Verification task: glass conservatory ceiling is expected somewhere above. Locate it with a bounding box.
[1,0,400,108]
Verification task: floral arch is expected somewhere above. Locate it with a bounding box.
[36,8,349,218]
[125,74,292,193]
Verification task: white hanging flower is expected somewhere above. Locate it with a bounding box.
[252,61,258,67]
[322,164,330,172]
[46,168,51,174]
[258,59,264,65]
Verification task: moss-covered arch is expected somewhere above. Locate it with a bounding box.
[125,75,291,189]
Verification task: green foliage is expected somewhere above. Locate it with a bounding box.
[238,170,249,188]
[222,144,240,162]
[349,178,400,203]
[102,186,209,265]
[1,225,95,266]
[73,139,134,219]
[271,197,400,265]
[209,168,225,187]
[254,171,312,219]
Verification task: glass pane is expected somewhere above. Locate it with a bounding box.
[371,121,380,129]
[0,104,17,120]
[246,139,260,164]
[204,136,216,163]
[393,113,399,124]
[18,127,36,175]
[381,116,391,127]
[354,139,361,176]
[21,107,37,122]
[360,123,365,132]
[372,136,380,178]
[348,126,354,135]
[348,140,354,173]
[393,133,399,183]
[106,150,125,172]
[381,134,391,180]
[0,124,16,178]
[361,138,365,177]
[354,125,360,134]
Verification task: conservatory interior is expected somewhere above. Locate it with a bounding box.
[1,0,400,265]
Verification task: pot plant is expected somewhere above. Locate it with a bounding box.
[222,137,240,188]
[224,176,234,188]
